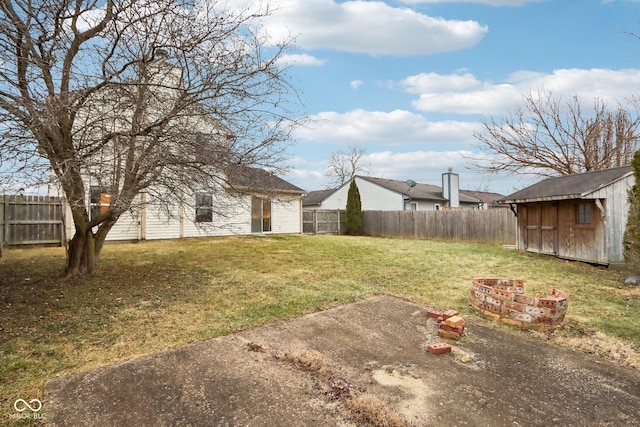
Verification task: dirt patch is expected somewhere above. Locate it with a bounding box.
[44,295,640,426]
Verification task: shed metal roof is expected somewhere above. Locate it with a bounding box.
[499,166,633,204]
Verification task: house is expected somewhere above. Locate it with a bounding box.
[304,169,501,211]
[498,166,634,266]
[61,164,305,242]
[55,55,305,241]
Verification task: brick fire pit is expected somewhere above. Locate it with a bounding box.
[470,278,568,330]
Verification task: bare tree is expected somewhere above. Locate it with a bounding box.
[0,0,303,275]
[324,145,371,188]
[471,90,640,178]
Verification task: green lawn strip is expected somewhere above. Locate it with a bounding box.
[0,235,637,423]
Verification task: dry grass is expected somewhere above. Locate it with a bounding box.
[281,348,326,372]
[278,347,408,427]
[345,394,408,427]
[1,234,638,425]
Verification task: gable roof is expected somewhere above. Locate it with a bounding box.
[357,176,481,204]
[500,166,633,204]
[460,190,506,207]
[303,188,338,206]
[227,165,305,194]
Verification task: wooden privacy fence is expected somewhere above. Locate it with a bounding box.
[363,209,516,244]
[303,209,346,235]
[0,195,65,248]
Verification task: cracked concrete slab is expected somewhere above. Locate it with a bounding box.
[45,295,640,426]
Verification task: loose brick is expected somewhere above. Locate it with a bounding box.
[504,300,525,312]
[444,315,465,328]
[442,309,458,320]
[509,311,533,323]
[538,298,559,309]
[426,309,443,319]
[473,278,498,287]
[549,288,569,299]
[479,284,494,295]
[484,296,502,307]
[428,342,452,355]
[439,322,464,335]
[471,289,486,302]
[482,310,501,320]
[514,294,538,306]
[492,288,514,301]
[437,329,461,340]
[525,306,546,317]
[501,317,523,328]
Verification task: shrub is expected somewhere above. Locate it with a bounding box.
[345,180,363,234]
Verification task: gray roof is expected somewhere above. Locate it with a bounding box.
[459,190,505,207]
[358,176,481,204]
[500,166,633,203]
[227,165,305,194]
[303,188,338,206]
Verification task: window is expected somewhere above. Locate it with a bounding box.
[577,203,592,224]
[90,186,111,221]
[251,197,271,233]
[409,202,417,211]
[195,192,213,223]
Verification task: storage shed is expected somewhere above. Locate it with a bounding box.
[499,166,634,266]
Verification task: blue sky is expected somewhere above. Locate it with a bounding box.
[257,0,640,195]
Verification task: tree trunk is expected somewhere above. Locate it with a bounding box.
[65,228,98,276]
[65,215,119,276]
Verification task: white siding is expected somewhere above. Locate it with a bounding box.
[357,178,404,210]
[321,178,403,210]
[271,196,302,234]
[405,200,440,211]
[106,210,140,240]
[144,197,182,240]
[320,185,349,210]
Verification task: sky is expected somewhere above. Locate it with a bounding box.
[257,0,640,195]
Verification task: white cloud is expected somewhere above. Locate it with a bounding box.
[277,53,326,66]
[350,80,364,90]
[397,0,548,5]
[263,0,488,56]
[401,68,640,115]
[294,109,481,145]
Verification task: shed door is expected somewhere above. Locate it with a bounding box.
[523,203,557,255]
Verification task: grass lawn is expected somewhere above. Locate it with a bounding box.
[1,234,639,423]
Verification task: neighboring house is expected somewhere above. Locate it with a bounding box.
[460,190,508,210]
[499,166,634,266]
[304,170,500,211]
[55,56,305,241]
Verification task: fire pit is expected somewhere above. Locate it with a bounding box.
[470,278,568,330]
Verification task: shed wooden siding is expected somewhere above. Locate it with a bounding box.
[506,168,634,265]
[584,175,633,264]
[518,200,609,264]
